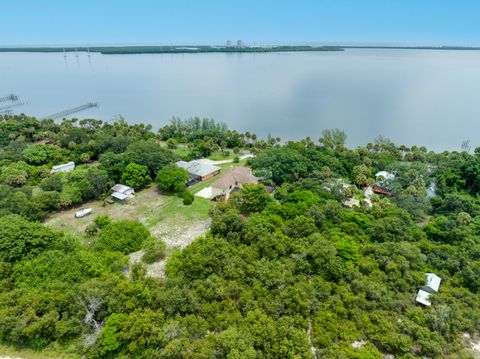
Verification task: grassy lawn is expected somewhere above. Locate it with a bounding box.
[208,150,234,161]
[171,146,191,158]
[44,159,249,251]
[45,185,213,247]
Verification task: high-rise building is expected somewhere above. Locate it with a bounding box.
[237,40,244,48]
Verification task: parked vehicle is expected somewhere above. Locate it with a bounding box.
[74,208,93,218]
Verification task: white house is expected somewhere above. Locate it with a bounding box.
[111,184,135,201]
[51,161,75,174]
[416,273,442,306]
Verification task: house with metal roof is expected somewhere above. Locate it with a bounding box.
[176,160,220,182]
[111,184,135,201]
[51,161,75,174]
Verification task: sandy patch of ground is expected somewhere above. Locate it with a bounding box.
[462,332,480,358]
[127,218,211,279]
[151,218,211,249]
[364,186,373,207]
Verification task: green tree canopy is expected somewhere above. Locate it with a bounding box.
[96,220,151,254]
[120,163,152,189]
[0,215,60,262]
[156,164,189,194]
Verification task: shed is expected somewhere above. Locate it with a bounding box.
[416,289,433,306]
[51,161,75,174]
[416,273,442,306]
[111,184,135,201]
[421,273,441,293]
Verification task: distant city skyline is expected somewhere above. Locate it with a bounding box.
[1,0,480,46]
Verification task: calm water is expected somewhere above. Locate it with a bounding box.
[2,49,480,150]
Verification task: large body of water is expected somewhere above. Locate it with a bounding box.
[2,49,480,150]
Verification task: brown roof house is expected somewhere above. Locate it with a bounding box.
[212,166,258,200]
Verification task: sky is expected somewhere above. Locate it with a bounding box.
[1,0,480,46]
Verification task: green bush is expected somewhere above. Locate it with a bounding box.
[156,164,189,194]
[94,215,112,229]
[120,163,152,189]
[85,223,99,237]
[0,215,59,262]
[183,191,194,205]
[96,220,151,254]
[142,239,167,264]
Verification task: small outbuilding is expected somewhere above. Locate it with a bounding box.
[416,273,442,306]
[51,161,75,174]
[111,184,135,201]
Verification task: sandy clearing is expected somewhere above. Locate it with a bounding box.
[128,218,211,279]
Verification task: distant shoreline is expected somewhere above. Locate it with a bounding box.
[1,45,480,54]
[0,45,344,54]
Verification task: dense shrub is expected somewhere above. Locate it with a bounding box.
[96,220,151,254]
[183,191,194,205]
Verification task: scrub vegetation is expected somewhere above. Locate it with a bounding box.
[1,114,480,358]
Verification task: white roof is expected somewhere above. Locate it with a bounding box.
[422,273,441,293]
[416,289,432,306]
[112,192,128,200]
[375,171,395,180]
[52,161,75,170]
[176,160,220,178]
[75,208,93,215]
[111,184,133,194]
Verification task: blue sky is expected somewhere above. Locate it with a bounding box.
[2,0,479,46]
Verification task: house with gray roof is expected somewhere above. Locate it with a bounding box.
[176,160,220,182]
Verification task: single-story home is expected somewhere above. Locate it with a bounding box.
[416,273,441,306]
[176,160,220,182]
[111,184,135,201]
[51,161,75,174]
[211,166,258,200]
